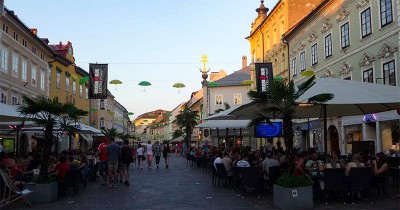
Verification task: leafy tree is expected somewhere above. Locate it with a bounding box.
[101,127,120,139]
[172,129,184,139]
[176,106,199,148]
[248,76,333,158]
[18,95,87,181]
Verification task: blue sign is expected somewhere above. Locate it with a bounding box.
[255,122,283,138]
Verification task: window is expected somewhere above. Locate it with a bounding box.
[300,51,306,71]
[0,91,6,104]
[31,47,36,54]
[215,95,223,105]
[2,24,8,33]
[362,68,374,83]
[324,34,332,58]
[31,64,37,86]
[100,117,105,128]
[79,84,83,97]
[21,96,26,105]
[40,70,45,90]
[343,77,351,80]
[11,95,18,105]
[72,80,76,95]
[40,53,44,60]
[65,75,70,91]
[13,32,18,41]
[361,8,372,38]
[1,45,9,72]
[292,57,297,76]
[22,39,27,47]
[311,44,318,65]
[85,87,88,99]
[233,94,242,105]
[56,70,61,88]
[383,60,396,86]
[21,57,27,81]
[100,99,105,109]
[380,0,393,27]
[341,22,350,48]
[12,51,19,77]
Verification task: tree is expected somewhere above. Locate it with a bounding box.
[18,95,87,181]
[101,127,120,139]
[214,102,231,114]
[248,76,333,157]
[175,106,199,149]
[172,129,184,139]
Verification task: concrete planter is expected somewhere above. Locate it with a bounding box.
[23,182,58,203]
[273,184,313,210]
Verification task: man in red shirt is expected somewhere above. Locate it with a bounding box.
[98,137,109,185]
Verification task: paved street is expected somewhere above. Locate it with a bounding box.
[6,156,400,210]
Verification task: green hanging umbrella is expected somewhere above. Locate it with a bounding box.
[128,112,134,115]
[166,113,172,117]
[110,79,123,90]
[207,81,218,87]
[71,74,80,82]
[241,80,253,85]
[138,81,151,92]
[90,107,97,111]
[173,83,185,93]
[79,76,89,85]
[274,75,284,81]
[301,69,315,77]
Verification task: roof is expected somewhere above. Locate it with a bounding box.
[196,120,250,129]
[49,41,72,57]
[213,66,251,87]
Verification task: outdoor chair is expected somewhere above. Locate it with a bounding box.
[231,167,241,195]
[349,167,372,204]
[0,169,32,208]
[323,168,346,204]
[63,169,81,195]
[210,163,217,187]
[238,167,262,198]
[215,163,230,187]
[265,166,280,193]
[387,157,400,186]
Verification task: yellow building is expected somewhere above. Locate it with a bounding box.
[247,0,323,88]
[48,41,90,124]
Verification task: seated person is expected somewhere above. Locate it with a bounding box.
[55,156,70,180]
[221,152,233,176]
[325,154,340,169]
[236,153,250,167]
[372,152,389,185]
[27,154,41,171]
[1,153,16,168]
[305,151,324,177]
[345,153,365,176]
[262,151,279,180]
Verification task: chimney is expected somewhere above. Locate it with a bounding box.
[210,72,218,81]
[242,56,248,68]
[31,28,37,35]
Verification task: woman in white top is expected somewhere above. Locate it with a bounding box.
[137,144,144,169]
[146,141,153,169]
[345,153,365,176]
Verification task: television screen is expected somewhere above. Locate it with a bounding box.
[255,122,283,138]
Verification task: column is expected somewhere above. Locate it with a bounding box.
[375,121,382,153]
[339,121,346,154]
[362,123,367,141]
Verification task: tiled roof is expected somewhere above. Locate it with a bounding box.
[213,66,251,87]
[49,41,72,57]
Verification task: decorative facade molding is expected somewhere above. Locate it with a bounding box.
[377,43,399,60]
[339,62,353,76]
[298,41,306,51]
[321,19,333,34]
[308,32,318,43]
[322,68,335,78]
[336,7,350,22]
[356,0,371,9]
[359,53,375,67]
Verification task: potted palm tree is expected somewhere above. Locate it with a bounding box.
[18,95,87,203]
[248,76,333,210]
[175,106,199,150]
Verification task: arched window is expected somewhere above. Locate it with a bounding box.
[100,117,104,128]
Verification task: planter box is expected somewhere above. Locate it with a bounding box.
[273,184,313,210]
[23,182,58,203]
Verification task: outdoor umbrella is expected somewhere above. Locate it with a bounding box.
[79,76,89,85]
[138,81,151,92]
[110,79,123,90]
[241,80,253,85]
[128,112,134,115]
[173,83,185,93]
[71,74,80,82]
[207,81,218,87]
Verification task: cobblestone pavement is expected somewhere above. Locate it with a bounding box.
[6,156,400,210]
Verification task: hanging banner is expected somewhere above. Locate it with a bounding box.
[88,63,108,99]
[255,63,273,92]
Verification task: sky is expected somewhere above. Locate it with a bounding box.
[6,0,279,119]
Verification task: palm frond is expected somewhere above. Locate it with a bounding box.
[295,75,316,98]
[247,116,272,128]
[306,93,335,104]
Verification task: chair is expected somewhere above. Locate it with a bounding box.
[323,168,346,204]
[0,169,32,208]
[238,167,262,198]
[63,169,81,195]
[349,167,372,204]
[231,167,241,194]
[215,163,230,187]
[265,166,280,193]
[210,163,217,187]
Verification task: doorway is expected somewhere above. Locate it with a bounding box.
[328,125,339,153]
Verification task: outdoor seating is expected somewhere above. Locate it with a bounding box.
[62,169,81,195]
[349,167,372,204]
[323,168,346,204]
[0,169,32,208]
[210,163,217,187]
[231,167,240,194]
[265,166,280,193]
[387,157,400,186]
[215,163,230,187]
[238,167,262,198]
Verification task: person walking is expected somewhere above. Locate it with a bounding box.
[97,137,109,185]
[137,144,144,169]
[120,140,133,186]
[146,140,153,169]
[106,138,121,188]
[153,141,162,169]
[162,144,169,169]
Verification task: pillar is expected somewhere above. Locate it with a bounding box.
[362,123,367,141]
[375,121,382,153]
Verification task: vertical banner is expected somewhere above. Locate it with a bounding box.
[255,63,273,92]
[88,63,108,99]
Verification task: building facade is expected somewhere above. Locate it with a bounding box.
[113,101,129,134]
[90,90,115,131]
[285,0,399,153]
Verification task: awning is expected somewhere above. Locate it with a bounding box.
[0,103,22,122]
[196,120,250,129]
[76,123,103,135]
[170,136,184,143]
[80,134,93,143]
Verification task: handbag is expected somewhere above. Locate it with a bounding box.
[142,155,146,161]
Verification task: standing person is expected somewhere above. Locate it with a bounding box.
[162,144,169,168]
[146,140,153,169]
[152,141,162,169]
[137,144,144,169]
[97,137,109,185]
[120,140,133,186]
[106,138,121,188]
